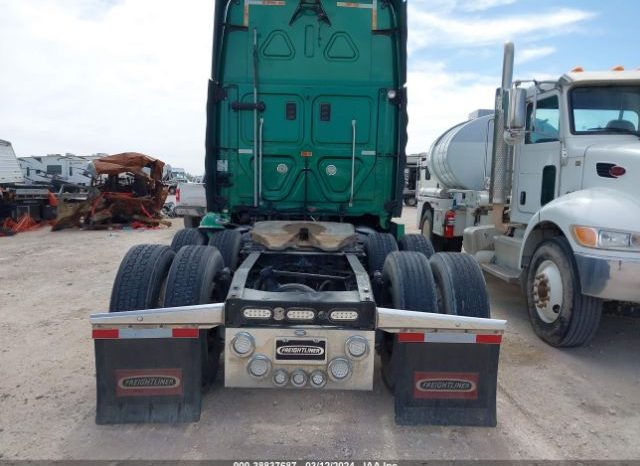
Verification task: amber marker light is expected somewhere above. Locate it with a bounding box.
[572,226,598,248]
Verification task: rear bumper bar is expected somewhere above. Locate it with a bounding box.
[91,303,506,334]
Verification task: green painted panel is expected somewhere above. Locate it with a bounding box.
[206,0,408,229]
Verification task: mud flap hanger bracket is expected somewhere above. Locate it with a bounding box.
[376,307,506,334]
[90,302,225,329]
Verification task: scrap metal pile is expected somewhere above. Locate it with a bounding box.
[53,152,171,231]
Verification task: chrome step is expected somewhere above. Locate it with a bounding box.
[480,262,521,284]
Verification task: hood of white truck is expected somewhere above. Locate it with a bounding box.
[583,140,640,199]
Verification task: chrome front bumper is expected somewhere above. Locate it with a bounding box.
[575,253,640,303]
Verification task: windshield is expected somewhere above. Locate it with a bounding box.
[570,85,640,135]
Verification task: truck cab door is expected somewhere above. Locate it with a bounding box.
[515,94,561,217]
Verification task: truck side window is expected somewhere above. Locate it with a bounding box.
[525,95,560,144]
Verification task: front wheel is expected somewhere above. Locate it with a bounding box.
[526,237,602,347]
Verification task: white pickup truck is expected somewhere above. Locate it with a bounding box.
[174,182,206,228]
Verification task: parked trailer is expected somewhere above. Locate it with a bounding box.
[0,140,52,222]
[91,0,505,426]
[419,42,640,347]
[18,154,96,186]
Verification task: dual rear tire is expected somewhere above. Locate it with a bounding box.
[110,242,225,386]
[378,248,490,389]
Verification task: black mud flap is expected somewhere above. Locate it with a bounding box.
[392,332,501,426]
[94,331,203,424]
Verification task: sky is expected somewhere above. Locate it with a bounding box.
[0,0,638,174]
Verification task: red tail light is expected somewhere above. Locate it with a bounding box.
[444,210,456,239]
[176,187,180,202]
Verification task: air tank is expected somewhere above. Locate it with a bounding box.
[427,112,494,191]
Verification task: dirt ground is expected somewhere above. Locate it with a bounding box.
[0,207,639,460]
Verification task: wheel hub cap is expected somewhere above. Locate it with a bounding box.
[532,260,563,323]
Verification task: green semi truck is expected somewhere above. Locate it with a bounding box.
[90,0,505,426]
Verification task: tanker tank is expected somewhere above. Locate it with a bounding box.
[427,112,494,191]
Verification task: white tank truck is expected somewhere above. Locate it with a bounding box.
[416,109,495,252]
[417,42,640,347]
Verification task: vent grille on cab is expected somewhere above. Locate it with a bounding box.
[596,162,615,178]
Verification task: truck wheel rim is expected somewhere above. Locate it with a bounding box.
[532,260,563,323]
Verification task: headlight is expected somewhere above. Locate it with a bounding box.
[231,332,255,357]
[345,335,369,359]
[247,354,271,378]
[599,230,631,248]
[572,225,640,251]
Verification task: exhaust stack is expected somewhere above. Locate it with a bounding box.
[489,42,515,231]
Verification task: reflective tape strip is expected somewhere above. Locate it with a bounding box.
[172,328,199,338]
[119,328,172,339]
[398,332,502,344]
[361,150,376,156]
[337,2,373,8]
[92,328,119,339]
[238,149,253,154]
[244,0,286,26]
[337,0,377,28]
[476,334,503,344]
[92,328,199,340]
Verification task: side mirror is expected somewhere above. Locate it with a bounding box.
[506,87,526,130]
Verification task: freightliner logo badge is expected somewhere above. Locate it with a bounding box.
[275,339,326,361]
[276,345,325,356]
[115,368,183,397]
[413,371,479,400]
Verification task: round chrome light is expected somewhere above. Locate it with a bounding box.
[231,332,255,357]
[387,89,397,100]
[345,335,369,360]
[309,370,327,388]
[290,369,308,387]
[328,357,352,382]
[272,369,289,387]
[247,354,271,379]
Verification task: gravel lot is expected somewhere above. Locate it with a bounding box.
[0,207,639,460]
